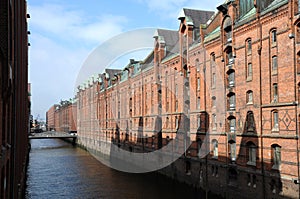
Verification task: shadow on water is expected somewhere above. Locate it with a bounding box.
[26,139,203,199]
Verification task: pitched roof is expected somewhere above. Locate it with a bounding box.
[178,8,215,27]
[155,29,179,56]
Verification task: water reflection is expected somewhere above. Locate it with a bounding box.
[25,139,200,199]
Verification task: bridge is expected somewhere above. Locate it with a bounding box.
[29,131,77,144]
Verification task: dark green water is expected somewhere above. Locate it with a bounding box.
[25,139,202,199]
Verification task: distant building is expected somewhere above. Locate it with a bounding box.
[46,104,59,131]
[47,100,77,133]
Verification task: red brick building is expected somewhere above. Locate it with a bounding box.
[0,0,30,198]
[47,100,77,133]
[46,104,59,131]
[76,1,300,198]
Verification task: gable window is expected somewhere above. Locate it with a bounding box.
[271,144,281,170]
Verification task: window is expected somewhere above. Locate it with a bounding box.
[175,100,178,112]
[223,17,232,43]
[229,117,236,132]
[247,39,252,54]
[185,161,191,175]
[245,111,255,133]
[228,93,236,110]
[228,70,235,87]
[175,116,179,129]
[197,97,201,109]
[212,139,218,158]
[212,73,216,88]
[272,56,278,73]
[247,63,252,79]
[197,138,202,157]
[197,77,200,91]
[271,29,277,45]
[225,47,233,65]
[247,90,253,104]
[197,115,201,128]
[247,142,256,166]
[272,83,278,102]
[212,96,216,107]
[210,53,215,68]
[272,110,279,131]
[229,141,236,161]
[212,114,217,130]
[196,59,200,71]
[297,52,300,73]
[271,144,281,169]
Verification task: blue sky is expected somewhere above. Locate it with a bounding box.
[27,0,224,120]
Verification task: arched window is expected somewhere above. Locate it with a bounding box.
[272,110,279,131]
[197,138,202,157]
[223,17,232,43]
[212,114,217,130]
[297,52,300,74]
[228,116,236,132]
[272,55,278,73]
[246,38,252,54]
[272,83,278,103]
[228,92,236,110]
[212,96,216,107]
[271,144,281,170]
[212,139,218,158]
[246,141,256,166]
[245,111,255,133]
[246,90,253,104]
[227,69,235,87]
[210,53,215,68]
[270,29,277,46]
[228,168,238,186]
[247,62,252,79]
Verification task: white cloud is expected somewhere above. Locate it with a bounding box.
[135,0,224,19]
[28,3,127,44]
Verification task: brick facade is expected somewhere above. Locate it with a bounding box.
[0,0,29,198]
[74,1,300,198]
[47,100,77,133]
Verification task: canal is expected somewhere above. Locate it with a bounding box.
[25,139,201,199]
